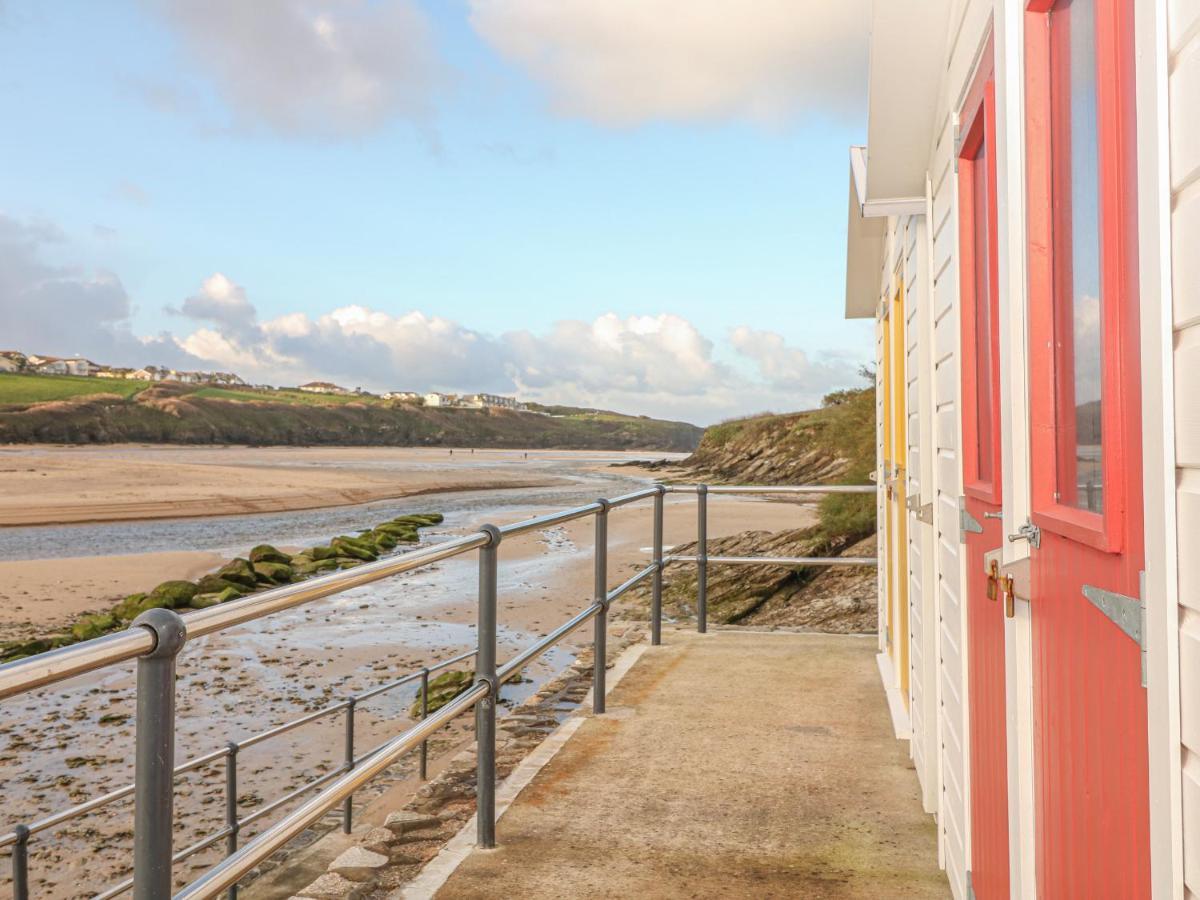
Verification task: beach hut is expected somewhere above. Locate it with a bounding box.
[845,1,1196,896]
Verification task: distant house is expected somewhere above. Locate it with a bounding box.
[129,367,166,381]
[165,370,204,384]
[383,391,422,403]
[463,393,520,410]
[96,367,132,379]
[423,392,458,407]
[0,351,27,372]
[208,372,246,386]
[29,356,95,376]
[299,381,351,395]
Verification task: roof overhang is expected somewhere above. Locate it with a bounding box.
[861,0,952,206]
[845,148,885,319]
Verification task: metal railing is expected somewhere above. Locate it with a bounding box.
[0,482,874,899]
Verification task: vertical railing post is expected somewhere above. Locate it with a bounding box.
[651,485,665,646]
[11,824,29,900]
[696,484,708,634]
[475,524,501,849]
[341,697,356,833]
[418,667,430,780]
[131,608,187,900]
[593,500,610,715]
[224,742,239,900]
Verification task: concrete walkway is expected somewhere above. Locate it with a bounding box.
[433,630,948,899]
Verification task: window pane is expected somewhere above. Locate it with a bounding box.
[1050,0,1103,513]
[972,137,993,484]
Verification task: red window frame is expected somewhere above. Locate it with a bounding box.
[1024,0,1137,552]
[958,42,1002,506]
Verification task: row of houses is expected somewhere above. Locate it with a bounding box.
[0,352,244,386]
[848,1,1197,896]
[299,382,529,411]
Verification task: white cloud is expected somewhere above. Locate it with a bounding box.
[145,0,446,137]
[468,0,868,127]
[0,232,867,423]
[730,325,859,395]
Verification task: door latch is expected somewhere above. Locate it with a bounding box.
[1003,574,1015,618]
[1007,519,1041,549]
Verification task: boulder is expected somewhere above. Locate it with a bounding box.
[188,593,223,609]
[293,557,339,576]
[249,544,291,564]
[252,561,294,584]
[195,574,247,595]
[383,810,441,836]
[374,522,419,542]
[113,591,177,622]
[217,558,258,589]
[327,847,388,883]
[396,513,443,526]
[369,530,398,551]
[331,537,377,562]
[409,670,474,717]
[71,612,119,642]
[294,872,367,899]
[335,557,364,569]
[305,545,337,561]
[149,580,198,608]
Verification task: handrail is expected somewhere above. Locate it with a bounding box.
[0,481,876,899]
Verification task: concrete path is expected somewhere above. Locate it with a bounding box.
[433,630,948,899]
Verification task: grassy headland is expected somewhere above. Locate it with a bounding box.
[0,376,702,451]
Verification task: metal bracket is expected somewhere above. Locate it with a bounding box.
[906,494,934,525]
[905,492,921,513]
[1007,519,1041,550]
[1083,581,1147,688]
[959,496,983,540]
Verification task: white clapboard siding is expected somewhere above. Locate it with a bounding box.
[1170,2,1200,893]
[906,213,939,814]
[932,104,969,899]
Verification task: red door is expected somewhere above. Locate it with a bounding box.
[957,43,1010,900]
[1025,0,1149,895]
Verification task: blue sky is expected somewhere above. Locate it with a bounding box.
[0,1,872,424]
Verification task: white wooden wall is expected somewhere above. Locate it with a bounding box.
[1169,0,1200,894]
[904,212,940,816]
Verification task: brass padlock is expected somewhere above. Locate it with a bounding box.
[987,559,999,601]
[1004,574,1015,619]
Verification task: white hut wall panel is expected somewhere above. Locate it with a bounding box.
[1169,0,1200,892]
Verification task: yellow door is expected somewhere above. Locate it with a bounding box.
[885,283,909,705]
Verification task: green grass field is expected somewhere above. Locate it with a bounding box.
[0,373,153,403]
[192,386,383,407]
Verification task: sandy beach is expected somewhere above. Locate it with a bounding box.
[0,445,586,526]
[0,445,811,897]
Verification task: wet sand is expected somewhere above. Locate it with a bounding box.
[0,449,809,897]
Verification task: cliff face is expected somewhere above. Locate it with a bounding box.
[630,386,879,631]
[650,385,874,488]
[0,384,703,451]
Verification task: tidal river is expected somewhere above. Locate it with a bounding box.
[0,447,804,897]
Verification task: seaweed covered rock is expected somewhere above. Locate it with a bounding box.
[332,536,377,562]
[217,558,258,589]
[150,580,198,608]
[292,556,339,576]
[189,586,243,609]
[369,530,398,551]
[408,670,474,717]
[374,522,419,542]
[0,635,72,662]
[70,612,118,641]
[249,544,291,564]
[305,545,337,561]
[195,574,246,596]
[252,561,294,584]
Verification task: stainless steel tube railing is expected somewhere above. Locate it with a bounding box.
[0,481,875,900]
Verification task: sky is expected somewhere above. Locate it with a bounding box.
[0,0,873,425]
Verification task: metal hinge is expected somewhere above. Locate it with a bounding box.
[959,496,982,540]
[1007,518,1041,549]
[907,493,933,525]
[965,869,976,899]
[1083,573,1147,687]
